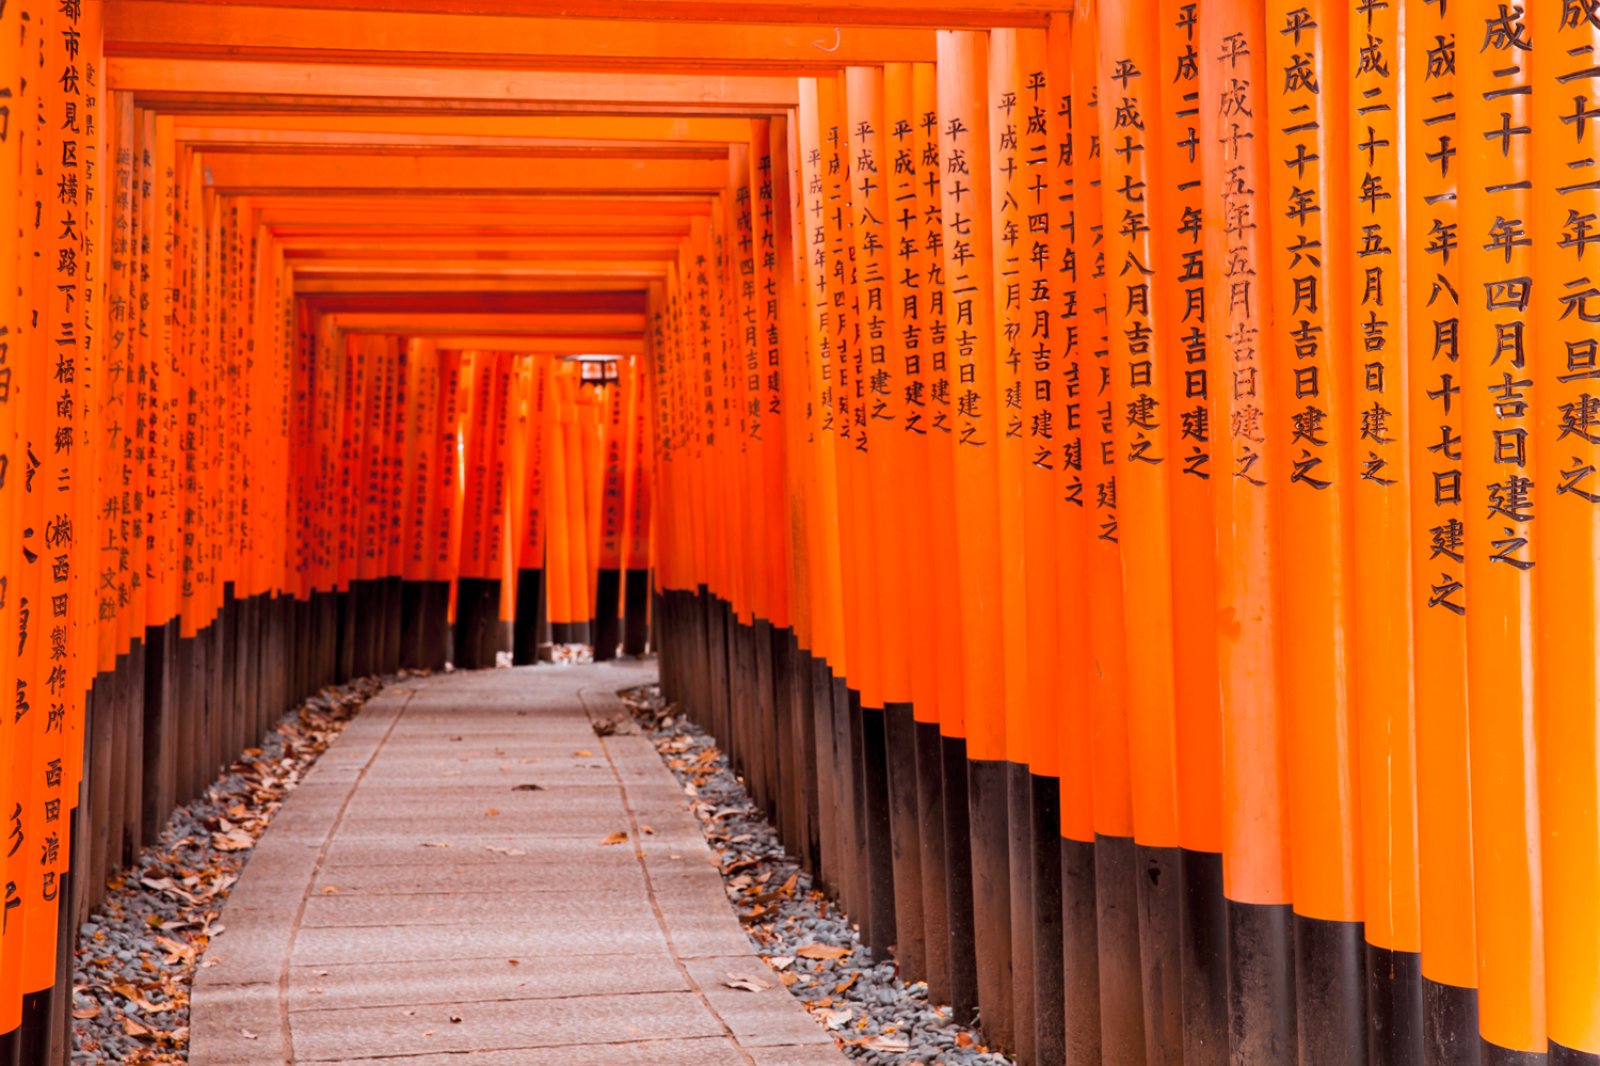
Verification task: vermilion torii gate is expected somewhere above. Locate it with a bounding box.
[2,2,1598,1065]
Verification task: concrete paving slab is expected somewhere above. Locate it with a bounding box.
[285,952,688,1012]
[307,855,641,895]
[302,1036,749,1066]
[299,887,659,928]
[289,989,724,1061]
[190,661,847,1065]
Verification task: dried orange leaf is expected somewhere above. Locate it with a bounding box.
[600,831,628,846]
[795,944,850,960]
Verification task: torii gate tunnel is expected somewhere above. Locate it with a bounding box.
[1,1,1598,1064]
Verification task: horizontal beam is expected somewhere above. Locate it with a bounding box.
[144,0,1062,28]
[109,58,799,109]
[297,291,648,313]
[325,311,646,331]
[283,245,681,262]
[241,193,711,215]
[172,113,757,142]
[106,3,937,70]
[267,218,693,235]
[290,261,672,278]
[390,334,646,355]
[178,128,735,157]
[293,277,651,294]
[201,151,732,193]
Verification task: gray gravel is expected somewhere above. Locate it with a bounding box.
[619,682,1014,1066]
[71,673,390,1064]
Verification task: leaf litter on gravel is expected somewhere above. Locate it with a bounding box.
[72,672,397,1065]
[619,683,1013,1066]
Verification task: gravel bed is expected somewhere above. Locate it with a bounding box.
[618,683,1014,1066]
[71,674,391,1064]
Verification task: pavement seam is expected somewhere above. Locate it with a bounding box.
[299,1032,740,1063]
[287,987,694,1015]
[277,686,415,1063]
[578,684,761,1066]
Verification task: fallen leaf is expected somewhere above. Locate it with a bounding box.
[154,935,197,965]
[484,845,527,856]
[819,1007,852,1030]
[795,944,850,960]
[640,825,655,835]
[239,1028,259,1041]
[73,1007,99,1019]
[766,955,794,971]
[722,972,771,992]
[600,831,628,846]
[955,1032,974,1048]
[423,1029,437,1037]
[507,959,520,966]
[834,974,858,994]
[574,749,593,757]
[211,829,255,852]
[449,1013,463,1023]
[862,1035,911,1053]
[320,885,341,894]
[419,841,453,849]
[511,783,543,792]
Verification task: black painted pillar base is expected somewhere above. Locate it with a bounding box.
[859,702,896,960]
[382,575,404,675]
[1227,899,1298,1063]
[121,640,146,870]
[1096,834,1145,1065]
[314,589,338,689]
[1296,914,1368,1066]
[141,618,179,850]
[622,568,650,655]
[1007,762,1036,1064]
[512,568,545,665]
[1367,944,1425,1066]
[421,581,450,671]
[398,579,426,669]
[791,640,821,879]
[1181,848,1229,1066]
[968,758,1013,1051]
[175,631,199,805]
[1550,1044,1600,1066]
[349,579,377,678]
[883,703,924,981]
[1031,775,1064,1065]
[810,656,839,898]
[838,683,864,942]
[17,991,49,1066]
[1136,843,1183,1066]
[1063,836,1103,1064]
[915,720,951,1005]
[454,577,501,670]
[335,586,356,683]
[1424,978,1481,1066]
[593,568,622,661]
[941,734,979,1024]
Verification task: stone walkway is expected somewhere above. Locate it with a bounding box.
[190,661,848,1065]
